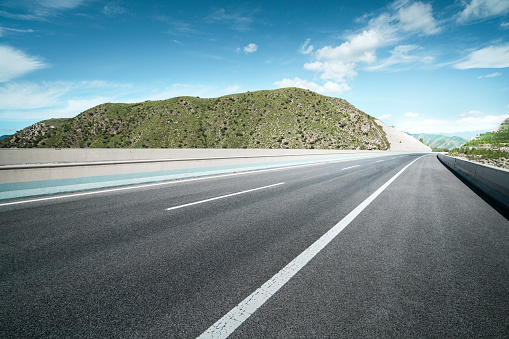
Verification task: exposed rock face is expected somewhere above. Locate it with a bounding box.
[375,120,431,152]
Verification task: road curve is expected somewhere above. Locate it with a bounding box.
[1,154,508,338]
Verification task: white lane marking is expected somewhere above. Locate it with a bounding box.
[166,183,285,211]
[341,165,360,171]
[375,160,384,162]
[197,155,425,339]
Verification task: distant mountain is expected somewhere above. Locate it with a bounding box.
[0,135,11,141]
[410,133,467,150]
[441,130,489,140]
[0,88,390,150]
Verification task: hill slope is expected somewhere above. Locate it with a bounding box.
[0,88,390,150]
[410,133,467,150]
[376,121,431,152]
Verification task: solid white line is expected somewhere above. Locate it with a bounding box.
[197,155,425,339]
[375,160,384,162]
[341,165,360,171]
[166,183,285,211]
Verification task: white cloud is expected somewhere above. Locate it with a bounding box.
[398,114,509,133]
[0,80,134,122]
[299,39,314,55]
[457,0,509,23]
[0,97,111,121]
[460,110,485,117]
[315,29,385,64]
[404,112,419,118]
[0,82,69,109]
[0,45,47,82]
[378,114,392,120]
[274,77,350,96]
[476,72,502,79]
[454,44,509,69]
[304,60,357,82]
[398,2,440,35]
[506,104,509,109]
[367,44,434,71]
[302,29,386,87]
[243,43,258,53]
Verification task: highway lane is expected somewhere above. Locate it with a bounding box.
[1,154,508,338]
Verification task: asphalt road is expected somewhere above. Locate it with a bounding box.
[1,154,508,338]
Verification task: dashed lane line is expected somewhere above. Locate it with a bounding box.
[341,165,361,171]
[166,183,285,211]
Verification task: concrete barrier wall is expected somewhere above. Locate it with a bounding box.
[0,148,388,184]
[0,148,378,166]
[437,154,509,209]
[0,148,405,201]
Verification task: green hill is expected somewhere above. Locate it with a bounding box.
[410,133,467,150]
[0,88,389,150]
[448,118,509,169]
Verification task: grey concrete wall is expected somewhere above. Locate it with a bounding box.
[1,148,376,166]
[437,154,509,209]
[0,148,388,184]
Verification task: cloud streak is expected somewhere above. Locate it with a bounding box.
[457,0,509,23]
[454,43,509,69]
[0,45,47,82]
[274,77,350,96]
[477,72,502,79]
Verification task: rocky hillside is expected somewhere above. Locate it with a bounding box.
[0,88,390,150]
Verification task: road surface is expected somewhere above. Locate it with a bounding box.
[1,154,508,338]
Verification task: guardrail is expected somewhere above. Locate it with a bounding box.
[437,154,509,209]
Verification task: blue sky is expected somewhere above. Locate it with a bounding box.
[1,0,509,136]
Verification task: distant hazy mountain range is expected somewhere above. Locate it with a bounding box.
[410,134,468,150]
[0,135,11,141]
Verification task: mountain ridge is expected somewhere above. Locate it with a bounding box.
[0,88,391,150]
[410,133,467,150]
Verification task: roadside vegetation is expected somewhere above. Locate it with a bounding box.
[432,148,449,152]
[0,88,390,151]
[448,119,509,170]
